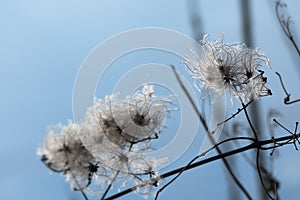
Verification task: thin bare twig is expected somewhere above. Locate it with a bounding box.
[276,1,300,56]
[275,72,300,104]
[273,119,300,151]
[217,100,254,126]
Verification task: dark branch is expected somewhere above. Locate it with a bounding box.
[104,133,300,200]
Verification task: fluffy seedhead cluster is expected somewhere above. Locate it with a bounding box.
[38,84,171,196]
[184,35,272,103]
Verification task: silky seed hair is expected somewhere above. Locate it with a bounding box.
[38,84,171,196]
[184,34,271,103]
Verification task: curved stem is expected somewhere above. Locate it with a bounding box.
[242,102,259,140]
[256,149,275,200]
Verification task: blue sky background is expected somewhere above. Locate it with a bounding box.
[1,0,300,199]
